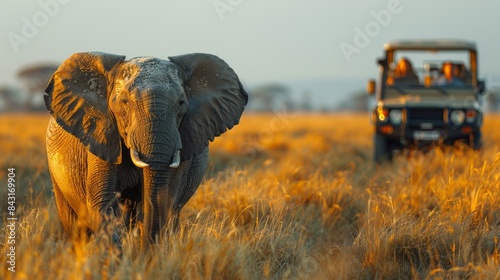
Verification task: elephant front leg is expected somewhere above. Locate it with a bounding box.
[176,148,209,212]
[85,154,122,241]
[118,197,139,230]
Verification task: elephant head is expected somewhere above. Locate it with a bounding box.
[44,52,247,244]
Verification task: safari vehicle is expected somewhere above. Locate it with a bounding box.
[367,40,486,162]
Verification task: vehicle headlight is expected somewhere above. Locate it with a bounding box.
[450,110,465,125]
[377,107,388,122]
[389,109,402,124]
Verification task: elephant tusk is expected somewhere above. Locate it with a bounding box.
[130,149,149,168]
[169,150,181,168]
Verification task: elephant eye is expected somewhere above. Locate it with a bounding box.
[178,99,188,116]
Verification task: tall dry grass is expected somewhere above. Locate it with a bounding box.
[0,112,499,279]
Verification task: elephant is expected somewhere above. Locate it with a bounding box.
[44,52,248,246]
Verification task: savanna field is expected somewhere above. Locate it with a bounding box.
[1,112,500,279]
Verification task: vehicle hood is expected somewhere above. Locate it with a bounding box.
[379,95,480,109]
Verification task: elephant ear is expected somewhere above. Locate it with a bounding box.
[44,52,126,164]
[169,53,248,160]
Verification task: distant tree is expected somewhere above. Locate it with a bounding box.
[335,89,371,112]
[248,83,292,112]
[0,86,26,112]
[299,91,312,112]
[17,63,59,111]
[486,88,500,112]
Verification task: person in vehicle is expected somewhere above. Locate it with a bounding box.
[456,63,472,84]
[433,61,465,86]
[386,57,420,86]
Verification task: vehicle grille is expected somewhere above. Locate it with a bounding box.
[406,108,444,128]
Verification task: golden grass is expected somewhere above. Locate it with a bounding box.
[1,112,499,279]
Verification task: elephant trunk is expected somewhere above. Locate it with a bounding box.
[132,113,182,247]
[141,164,173,247]
[130,114,182,168]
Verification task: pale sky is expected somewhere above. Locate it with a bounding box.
[1,0,500,87]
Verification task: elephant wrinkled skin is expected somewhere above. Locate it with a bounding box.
[44,52,248,246]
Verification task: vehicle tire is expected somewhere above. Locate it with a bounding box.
[374,133,391,163]
[472,131,482,150]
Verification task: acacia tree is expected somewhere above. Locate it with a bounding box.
[17,63,59,111]
[249,83,292,112]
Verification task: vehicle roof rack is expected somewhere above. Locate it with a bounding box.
[384,40,476,51]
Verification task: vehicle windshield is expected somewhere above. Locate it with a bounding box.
[384,50,475,95]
